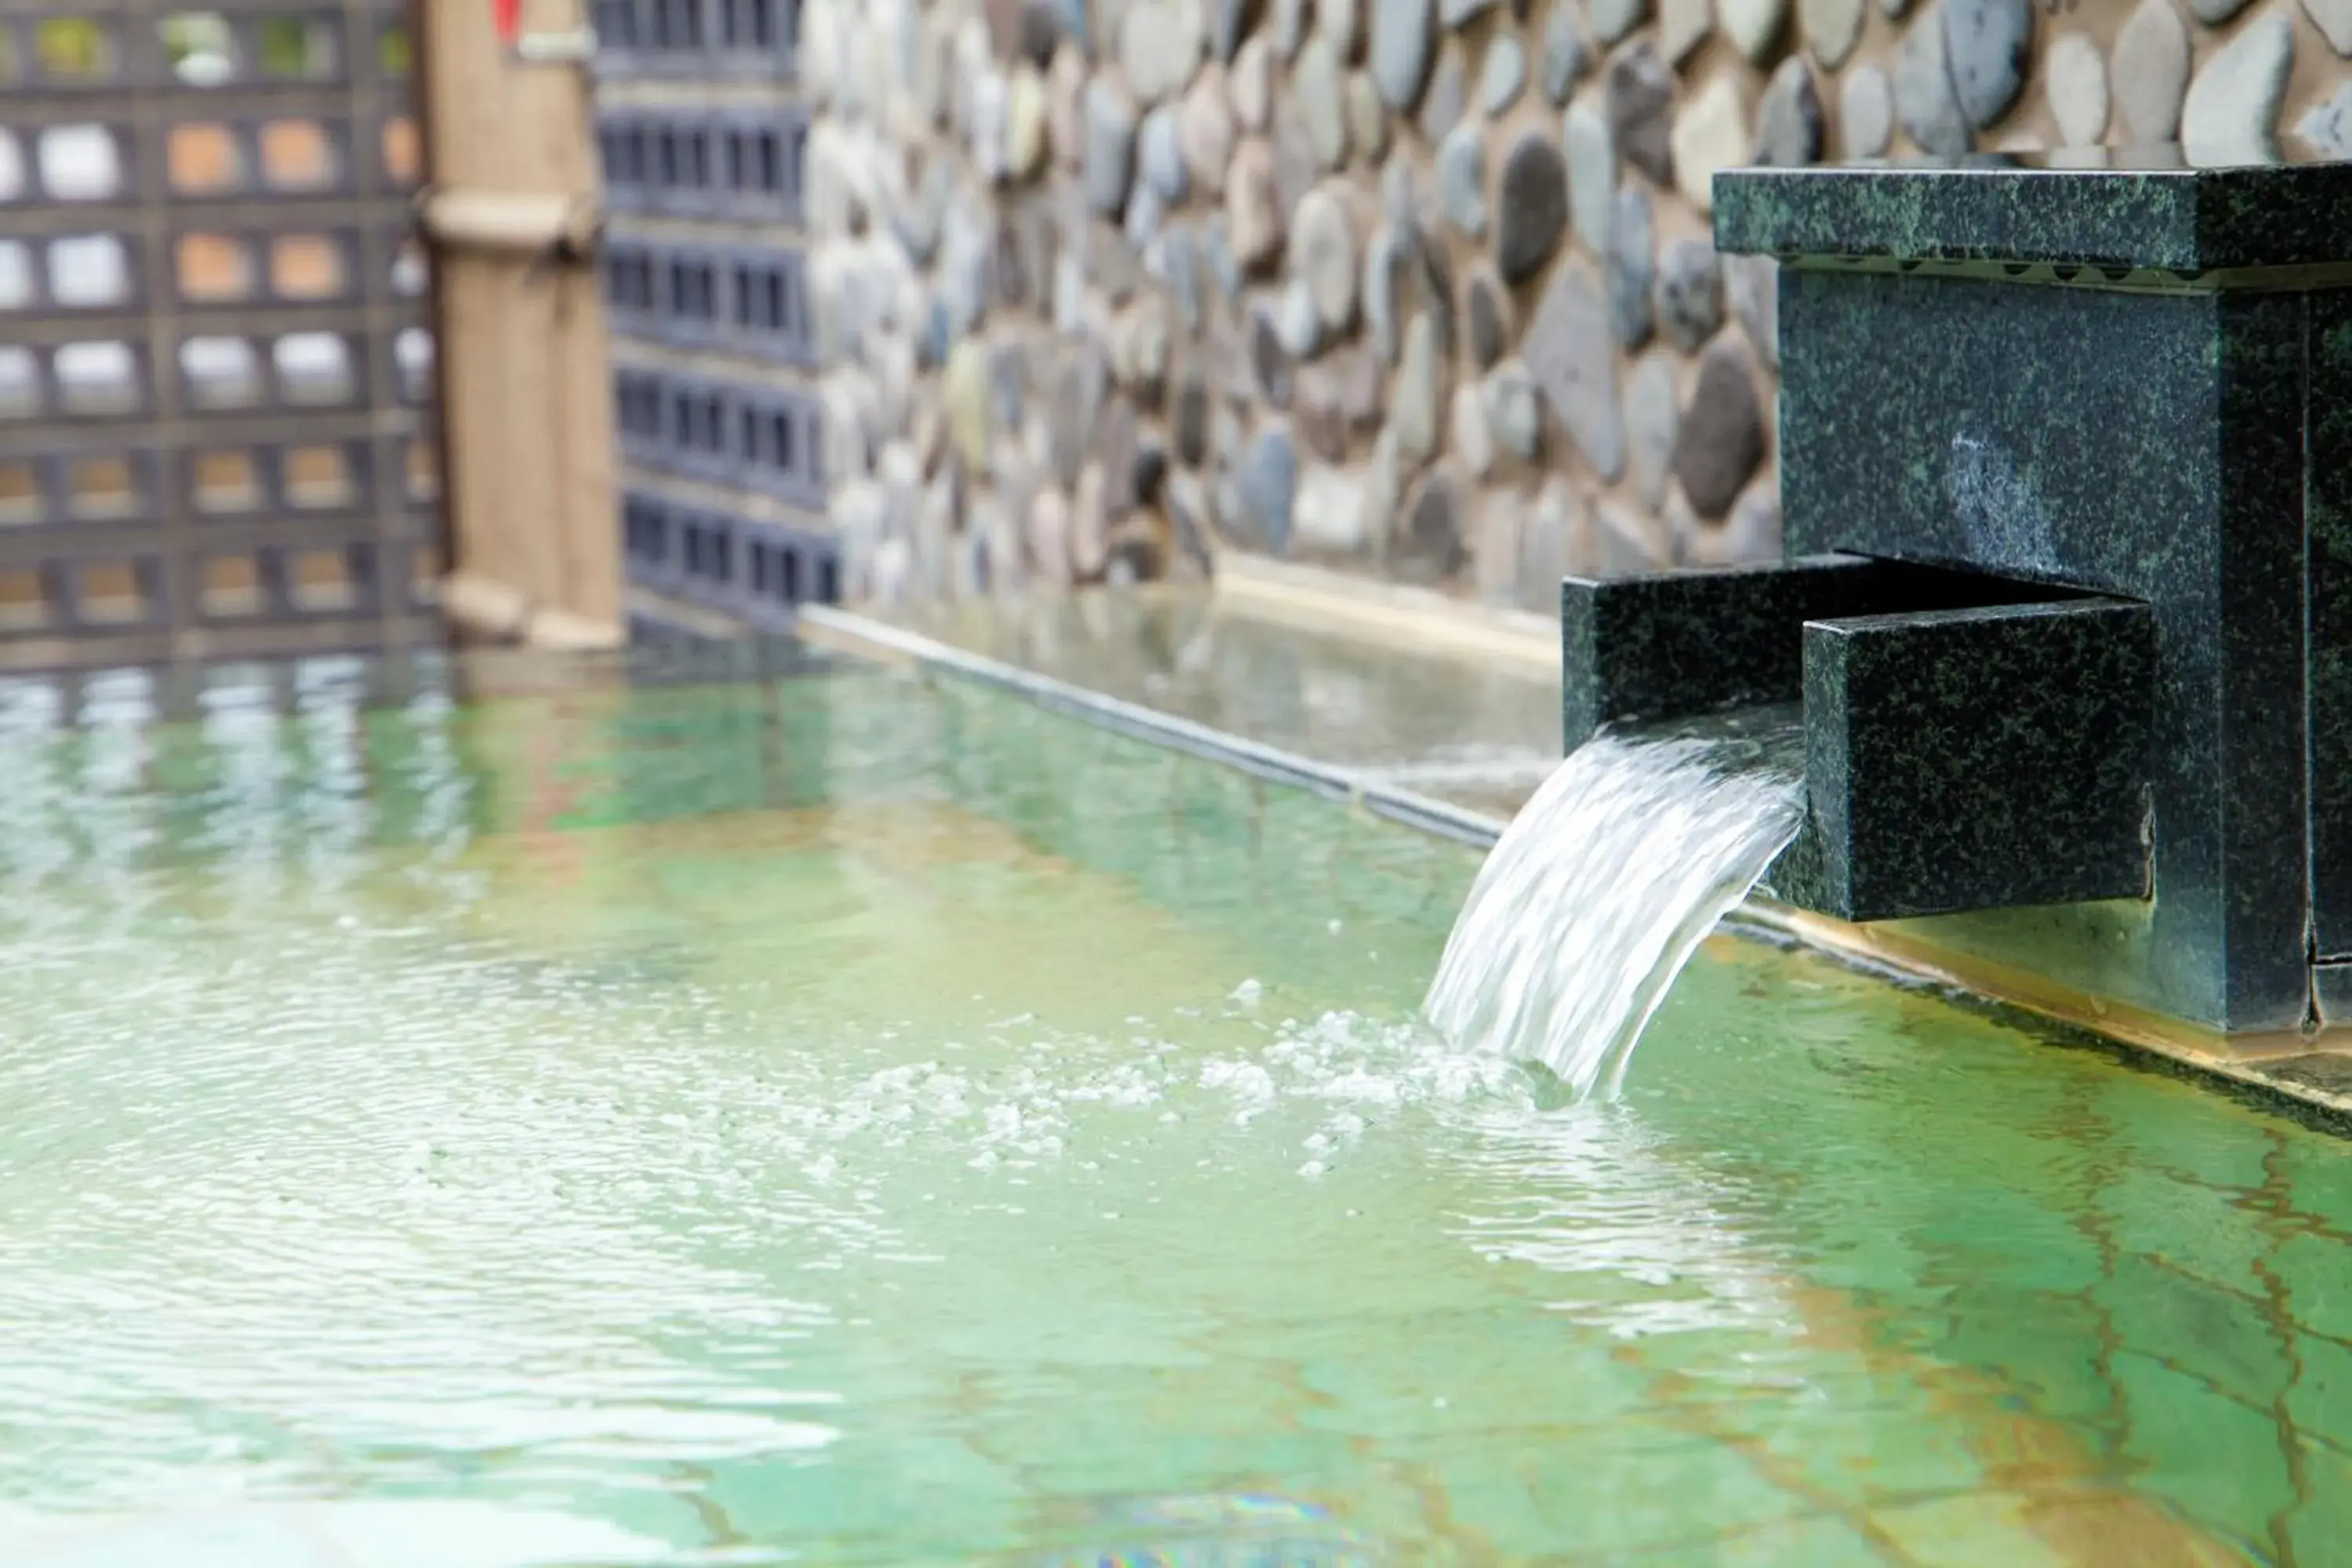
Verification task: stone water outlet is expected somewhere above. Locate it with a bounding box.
[1557,150,2352,1048]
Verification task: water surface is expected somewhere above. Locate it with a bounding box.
[0,652,2344,1566]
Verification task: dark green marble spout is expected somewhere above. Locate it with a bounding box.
[1559,560,2152,925]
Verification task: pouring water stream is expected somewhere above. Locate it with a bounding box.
[1425,718,1806,1102]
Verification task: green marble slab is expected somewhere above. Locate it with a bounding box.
[1715,150,2352,278]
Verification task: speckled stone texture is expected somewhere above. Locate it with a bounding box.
[2306,292,2352,966]
[1774,599,2154,924]
[1722,158,2327,1035]
[1559,554,1882,746]
[1558,551,2062,745]
[1715,151,2352,275]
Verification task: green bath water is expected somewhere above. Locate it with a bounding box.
[0,653,2347,1566]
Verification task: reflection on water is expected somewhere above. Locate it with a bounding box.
[857,588,1563,819]
[0,651,2343,1566]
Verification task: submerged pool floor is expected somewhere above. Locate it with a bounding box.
[0,655,2347,1566]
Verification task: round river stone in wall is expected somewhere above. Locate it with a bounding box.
[1230,35,1276,127]
[1660,0,1713,64]
[1139,105,1189,200]
[1450,383,1494,476]
[1668,74,1743,213]
[1799,0,1864,67]
[1590,0,1651,43]
[1364,226,1405,361]
[943,340,993,470]
[1654,238,1722,352]
[1123,0,1206,104]
[1725,251,1777,368]
[1317,0,1363,56]
[1210,0,1258,56]
[1418,43,1469,141]
[1544,4,1592,102]
[1007,66,1051,176]
[1437,122,1487,239]
[1275,0,1310,54]
[1840,64,1893,155]
[1293,464,1369,552]
[1372,0,1437,108]
[2112,0,2189,143]
[1276,275,1324,357]
[2045,31,2108,146]
[1566,99,1616,255]
[1175,371,1210,463]
[1607,44,1676,187]
[1941,0,2031,129]
[1467,269,1509,368]
[1416,240,1458,359]
[1028,488,1073,586]
[1048,46,1087,165]
[1084,78,1140,215]
[1722,0,1787,60]
[1523,260,1625,481]
[1895,9,1972,158]
[1494,132,1568,285]
[1273,102,1323,215]
[1181,70,1237,183]
[1624,352,1680,508]
[1348,72,1390,157]
[2298,83,2352,158]
[1297,34,1351,166]
[1722,481,1781,562]
[1486,35,1524,114]
[1293,363,1350,459]
[1227,139,1282,269]
[1251,306,1294,403]
[1753,57,1823,165]
[1671,337,1766,520]
[1381,146,1429,237]
[1238,426,1299,549]
[1482,35,1527,114]
[1484,358,1541,458]
[1392,312,1443,461]
[1397,469,1468,579]
[2183,10,2292,162]
[1293,185,1360,332]
[1606,183,1654,347]
[1125,181,1168,248]
[1439,0,1501,26]
[971,71,1011,183]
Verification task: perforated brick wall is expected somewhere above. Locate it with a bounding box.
[0,0,442,670]
[597,0,833,630]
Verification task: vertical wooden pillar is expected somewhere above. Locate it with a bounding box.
[416,0,622,648]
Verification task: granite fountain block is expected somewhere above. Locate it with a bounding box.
[1778,598,2154,923]
[1559,554,1878,748]
[1559,553,2087,748]
[1699,149,2350,1036]
[1712,151,2352,276]
[1562,555,2153,924]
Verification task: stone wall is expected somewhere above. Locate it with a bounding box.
[797,0,2352,615]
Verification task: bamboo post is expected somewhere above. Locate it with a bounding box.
[414,0,622,649]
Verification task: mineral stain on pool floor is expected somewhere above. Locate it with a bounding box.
[0,655,2348,1565]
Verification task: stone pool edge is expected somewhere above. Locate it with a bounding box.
[795,603,2352,1127]
[796,604,1503,851]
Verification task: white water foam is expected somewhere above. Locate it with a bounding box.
[1425,728,1804,1102]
